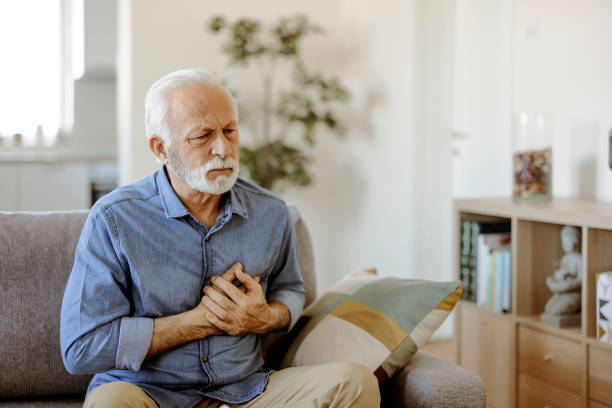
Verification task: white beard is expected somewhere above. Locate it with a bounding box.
[166,143,239,195]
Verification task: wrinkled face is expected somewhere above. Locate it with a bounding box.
[165,84,240,194]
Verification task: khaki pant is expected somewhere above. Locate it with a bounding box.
[83,362,381,408]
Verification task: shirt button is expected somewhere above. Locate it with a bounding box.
[201,356,208,363]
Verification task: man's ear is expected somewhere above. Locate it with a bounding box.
[149,136,168,164]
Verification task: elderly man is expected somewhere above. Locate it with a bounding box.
[60,69,380,408]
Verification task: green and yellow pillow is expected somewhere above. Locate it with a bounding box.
[280,268,462,383]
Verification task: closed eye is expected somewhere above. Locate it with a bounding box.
[191,132,212,141]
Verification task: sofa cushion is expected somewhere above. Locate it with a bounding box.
[280,268,462,384]
[0,212,92,398]
[0,395,84,407]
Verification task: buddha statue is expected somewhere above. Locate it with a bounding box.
[541,226,582,327]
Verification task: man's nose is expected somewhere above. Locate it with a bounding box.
[210,130,230,158]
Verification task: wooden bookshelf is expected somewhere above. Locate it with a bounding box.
[454,197,612,408]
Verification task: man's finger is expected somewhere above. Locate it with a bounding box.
[205,286,236,311]
[235,269,260,293]
[206,312,232,332]
[212,276,246,305]
[202,295,229,321]
[220,262,243,282]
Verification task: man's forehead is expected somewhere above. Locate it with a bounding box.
[167,84,235,127]
[168,84,230,110]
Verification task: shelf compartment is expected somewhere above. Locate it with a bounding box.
[515,219,583,332]
[585,227,612,340]
[457,212,512,309]
[459,211,511,224]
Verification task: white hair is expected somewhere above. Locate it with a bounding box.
[144,68,239,142]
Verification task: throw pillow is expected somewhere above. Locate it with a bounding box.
[279,268,462,384]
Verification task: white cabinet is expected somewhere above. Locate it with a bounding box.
[18,163,90,211]
[0,164,18,210]
[0,162,116,211]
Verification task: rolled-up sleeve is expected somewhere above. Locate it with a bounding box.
[116,316,154,370]
[60,207,153,375]
[267,205,305,332]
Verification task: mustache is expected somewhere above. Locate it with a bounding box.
[204,157,238,172]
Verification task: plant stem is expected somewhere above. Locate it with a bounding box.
[262,73,272,143]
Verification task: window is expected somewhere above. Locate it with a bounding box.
[0,0,76,146]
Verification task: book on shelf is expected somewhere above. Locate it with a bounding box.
[459,219,512,313]
[459,220,477,301]
[483,244,512,313]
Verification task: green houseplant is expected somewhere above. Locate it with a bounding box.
[208,15,350,191]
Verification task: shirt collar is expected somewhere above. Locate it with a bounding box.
[156,166,248,219]
[156,166,190,218]
[229,183,249,219]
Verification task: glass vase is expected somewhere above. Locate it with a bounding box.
[512,113,553,201]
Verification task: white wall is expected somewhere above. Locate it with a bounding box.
[452,0,612,200]
[414,0,456,338]
[513,0,612,201]
[116,0,460,295]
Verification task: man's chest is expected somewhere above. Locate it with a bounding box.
[116,211,283,317]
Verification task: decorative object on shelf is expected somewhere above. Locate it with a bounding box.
[34,125,44,146]
[540,225,582,328]
[596,271,612,344]
[208,15,350,191]
[13,133,22,146]
[512,112,552,201]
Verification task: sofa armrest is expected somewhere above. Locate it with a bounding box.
[381,350,486,408]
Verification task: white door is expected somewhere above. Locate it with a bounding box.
[452,0,513,198]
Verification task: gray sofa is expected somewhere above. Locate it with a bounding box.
[0,210,485,407]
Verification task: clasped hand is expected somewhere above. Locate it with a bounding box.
[200,263,276,336]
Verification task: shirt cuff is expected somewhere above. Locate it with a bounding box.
[116,316,154,371]
[269,290,304,332]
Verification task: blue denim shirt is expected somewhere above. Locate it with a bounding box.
[60,167,305,407]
